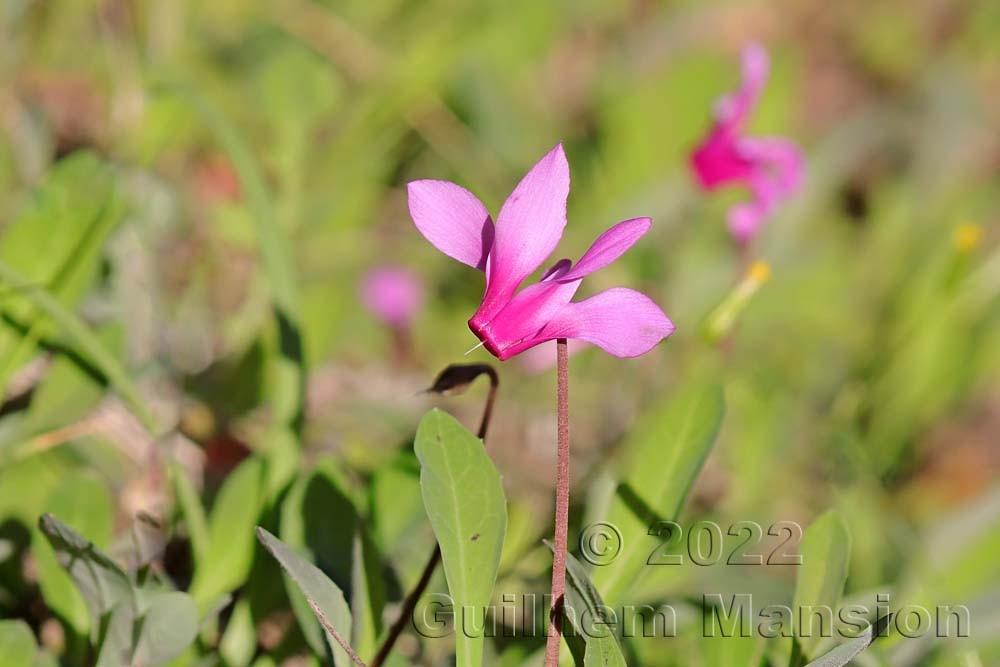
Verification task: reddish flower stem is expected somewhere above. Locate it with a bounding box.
[544,338,571,666]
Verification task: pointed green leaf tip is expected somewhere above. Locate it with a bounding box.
[803,614,891,667]
[792,510,852,660]
[256,527,354,667]
[414,408,507,667]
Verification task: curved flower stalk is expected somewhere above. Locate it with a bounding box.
[408,144,674,360]
[690,44,805,244]
[408,144,672,666]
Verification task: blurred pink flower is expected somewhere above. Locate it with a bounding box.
[690,44,805,243]
[361,265,425,328]
[408,144,674,361]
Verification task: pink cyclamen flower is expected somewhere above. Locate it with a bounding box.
[361,265,425,328]
[408,144,674,361]
[690,44,805,243]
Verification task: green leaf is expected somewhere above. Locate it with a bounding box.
[32,472,113,635]
[279,465,382,657]
[189,457,265,611]
[256,527,354,667]
[37,513,135,634]
[591,382,725,603]
[545,542,627,667]
[133,591,200,666]
[585,638,628,667]
[94,602,134,667]
[169,463,210,566]
[792,511,852,661]
[0,151,122,393]
[0,620,37,667]
[219,597,257,667]
[0,259,157,434]
[414,409,507,667]
[701,604,760,667]
[803,615,891,667]
[349,526,384,658]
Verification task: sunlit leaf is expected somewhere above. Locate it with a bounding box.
[414,408,507,667]
[189,457,265,611]
[0,620,36,667]
[133,591,200,666]
[792,511,852,661]
[32,472,113,635]
[545,541,627,667]
[37,513,134,634]
[803,614,891,667]
[257,527,354,667]
[592,381,725,604]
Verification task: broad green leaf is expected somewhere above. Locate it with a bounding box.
[279,464,383,657]
[803,615,890,667]
[0,259,157,433]
[0,151,122,391]
[0,452,70,525]
[33,650,58,667]
[32,472,113,635]
[701,605,760,667]
[37,513,134,634]
[169,463,209,566]
[370,452,428,584]
[592,382,725,603]
[189,457,265,610]
[14,351,107,439]
[133,591,200,666]
[545,542,627,667]
[95,602,134,667]
[256,527,354,667]
[349,527,384,658]
[792,511,852,661]
[414,409,507,667]
[219,597,256,667]
[0,620,36,667]
[585,638,628,667]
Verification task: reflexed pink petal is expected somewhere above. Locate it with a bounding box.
[559,218,651,281]
[481,144,570,317]
[726,137,805,242]
[740,137,805,199]
[534,288,674,358]
[716,43,769,129]
[360,265,425,327]
[407,179,494,270]
[690,44,805,243]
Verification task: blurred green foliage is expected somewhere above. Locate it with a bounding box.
[0,1,999,666]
